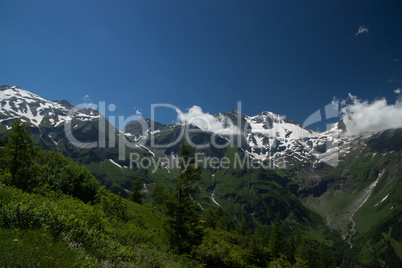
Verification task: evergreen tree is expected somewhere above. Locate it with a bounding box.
[202,206,231,230]
[174,140,202,253]
[286,227,302,264]
[0,135,7,147]
[286,235,297,263]
[237,219,249,235]
[5,120,38,191]
[216,214,234,231]
[130,178,145,204]
[202,208,217,228]
[152,184,176,218]
[153,185,169,205]
[269,219,284,258]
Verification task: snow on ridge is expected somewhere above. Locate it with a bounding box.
[211,191,221,207]
[109,159,123,169]
[140,145,155,157]
[1,86,52,105]
[1,86,101,127]
[246,114,316,140]
[374,193,389,207]
[161,163,171,173]
[1,86,65,126]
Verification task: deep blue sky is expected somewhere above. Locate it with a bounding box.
[1,0,401,129]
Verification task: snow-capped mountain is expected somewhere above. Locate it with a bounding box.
[216,109,353,168]
[0,85,353,169]
[122,108,353,169]
[0,85,100,128]
[0,85,115,161]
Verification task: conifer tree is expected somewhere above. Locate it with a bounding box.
[269,219,284,258]
[6,119,38,191]
[130,178,145,204]
[174,140,202,253]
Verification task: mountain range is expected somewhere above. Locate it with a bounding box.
[1,85,401,266]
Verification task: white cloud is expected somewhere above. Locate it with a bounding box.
[355,25,369,36]
[394,88,401,94]
[178,105,240,135]
[341,94,402,136]
[79,95,97,109]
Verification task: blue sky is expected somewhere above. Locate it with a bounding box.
[1,0,401,129]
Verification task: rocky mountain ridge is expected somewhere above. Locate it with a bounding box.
[0,85,99,128]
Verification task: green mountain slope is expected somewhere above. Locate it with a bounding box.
[303,129,402,266]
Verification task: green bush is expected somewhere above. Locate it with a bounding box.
[94,187,127,220]
[36,150,100,203]
[1,121,100,203]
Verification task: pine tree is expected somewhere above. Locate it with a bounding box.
[269,219,284,258]
[0,135,7,147]
[286,227,302,264]
[174,140,202,253]
[5,120,38,191]
[130,178,145,204]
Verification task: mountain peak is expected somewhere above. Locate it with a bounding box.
[0,85,99,127]
[56,100,74,109]
[1,85,41,98]
[258,111,281,118]
[123,118,166,138]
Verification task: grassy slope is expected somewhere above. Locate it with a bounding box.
[0,228,88,267]
[302,143,402,266]
[0,184,199,267]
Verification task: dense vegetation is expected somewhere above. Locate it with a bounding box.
[0,120,337,267]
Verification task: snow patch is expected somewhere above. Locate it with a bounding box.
[109,159,123,169]
[197,203,204,211]
[140,145,155,157]
[211,191,221,207]
[374,193,389,207]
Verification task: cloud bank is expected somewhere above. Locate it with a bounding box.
[79,94,98,109]
[341,94,402,136]
[178,106,240,135]
[177,96,402,138]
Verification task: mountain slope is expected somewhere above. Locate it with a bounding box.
[0,85,98,128]
[302,128,402,266]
